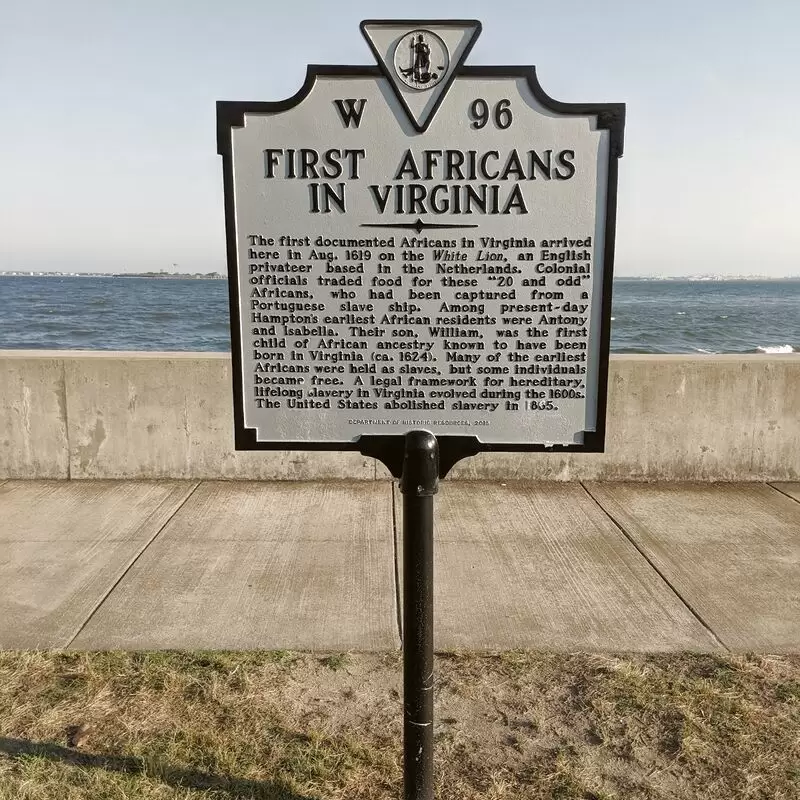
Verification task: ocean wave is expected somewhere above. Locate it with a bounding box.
[755,344,795,354]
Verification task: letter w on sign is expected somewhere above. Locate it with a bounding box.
[334,98,367,127]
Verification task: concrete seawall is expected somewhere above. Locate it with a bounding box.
[1,351,797,481]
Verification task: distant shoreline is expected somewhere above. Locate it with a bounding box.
[1,272,798,282]
[0,272,225,280]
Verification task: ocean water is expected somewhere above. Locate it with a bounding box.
[609,279,799,354]
[0,276,797,354]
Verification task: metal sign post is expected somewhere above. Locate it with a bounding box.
[400,430,438,800]
[218,18,624,798]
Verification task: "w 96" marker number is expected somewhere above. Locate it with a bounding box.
[469,99,513,130]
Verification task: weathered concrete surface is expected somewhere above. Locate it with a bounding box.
[0,353,69,478]
[1,351,798,481]
[585,482,800,652]
[62,352,375,480]
[71,481,398,650]
[2,479,799,651]
[772,482,800,503]
[0,480,196,648]
[448,355,800,481]
[397,482,719,651]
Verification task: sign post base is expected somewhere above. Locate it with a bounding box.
[399,430,439,800]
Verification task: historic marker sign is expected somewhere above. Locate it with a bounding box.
[218,19,624,464]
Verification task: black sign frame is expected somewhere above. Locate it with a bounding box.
[218,53,624,479]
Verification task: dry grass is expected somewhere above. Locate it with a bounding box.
[0,650,797,799]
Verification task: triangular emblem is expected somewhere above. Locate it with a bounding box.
[360,19,482,133]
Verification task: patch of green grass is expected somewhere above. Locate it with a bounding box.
[318,653,350,672]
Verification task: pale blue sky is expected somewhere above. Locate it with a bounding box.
[2,0,798,276]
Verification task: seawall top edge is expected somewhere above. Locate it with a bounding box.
[0,350,233,359]
[0,351,797,362]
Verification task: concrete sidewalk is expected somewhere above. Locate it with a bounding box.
[1,479,798,652]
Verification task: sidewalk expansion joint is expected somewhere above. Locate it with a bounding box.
[768,483,800,506]
[579,482,730,652]
[391,480,403,647]
[63,480,202,648]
